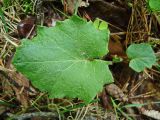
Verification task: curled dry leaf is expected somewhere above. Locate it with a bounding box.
[1,71,36,108]
[108,38,126,57]
[105,84,128,102]
[8,72,30,107]
[17,17,36,39]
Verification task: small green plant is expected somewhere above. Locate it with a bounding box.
[12,15,157,103]
[148,0,160,12]
[3,0,11,8]
[22,0,34,14]
[126,43,156,72]
[93,18,109,30]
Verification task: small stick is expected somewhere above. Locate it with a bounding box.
[7,112,59,120]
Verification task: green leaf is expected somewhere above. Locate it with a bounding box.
[93,18,108,30]
[93,19,100,29]
[148,0,160,12]
[126,43,156,72]
[13,15,113,103]
[99,21,108,30]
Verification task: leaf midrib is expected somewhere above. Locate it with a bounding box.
[13,59,107,64]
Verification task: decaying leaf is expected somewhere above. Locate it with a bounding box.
[105,84,128,102]
[0,69,36,108]
[17,17,36,38]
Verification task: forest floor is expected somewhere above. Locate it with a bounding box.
[0,0,160,120]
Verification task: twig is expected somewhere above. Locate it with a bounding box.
[89,0,127,12]
[142,110,160,120]
[26,24,35,39]
[7,112,58,120]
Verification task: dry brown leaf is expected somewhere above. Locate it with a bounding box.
[1,71,36,108]
[105,84,128,102]
[109,38,126,57]
[17,17,36,39]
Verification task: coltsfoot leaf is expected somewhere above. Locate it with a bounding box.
[13,15,113,103]
[127,43,156,72]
